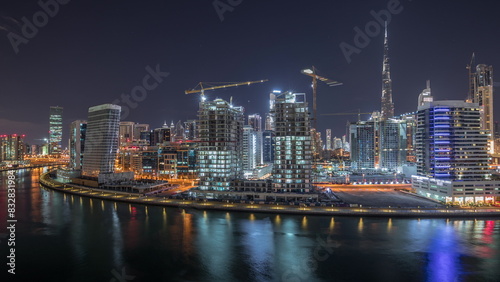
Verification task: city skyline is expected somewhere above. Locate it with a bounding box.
[1,0,499,145]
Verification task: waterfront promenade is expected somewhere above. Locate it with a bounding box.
[39,172,500,218]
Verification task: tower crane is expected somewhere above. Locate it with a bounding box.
[301,66,342,129]
[185,80,268,101]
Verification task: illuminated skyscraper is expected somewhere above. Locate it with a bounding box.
[472,64,494,154]
[272,92,312,192]
[119,121,135,145]
[49,106,63,155]
[412,100,499,204]
[418,80,433,107]
[248,114,262,132]
[197,98,244,190]
[381,22,394,120]
[69,120,87,170]
[82,104,121,177]
[0,134,25,162]
[326,129,332,150]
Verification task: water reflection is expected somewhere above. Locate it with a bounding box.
[426,225,460,282]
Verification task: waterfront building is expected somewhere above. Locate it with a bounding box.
[271,92,312,193]
[197,98,244,191]
[69,120,87,170]
[471,64,494,154]
[412,100,500,204]
[81,104,121,178]
[0,134,25,162]
[49,106,63,155]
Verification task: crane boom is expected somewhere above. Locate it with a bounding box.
[185,80,268,95]
[301,66,342,129]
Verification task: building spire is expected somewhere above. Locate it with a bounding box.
[381,21,394,119]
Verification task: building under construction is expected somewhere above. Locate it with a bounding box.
[197,98,244,191]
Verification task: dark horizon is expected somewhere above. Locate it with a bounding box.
[1,0,499,145]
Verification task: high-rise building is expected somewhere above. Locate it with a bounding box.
[326,129,332,150]
[380,23,394,120]
[350,121,377,170]
[119,121,135,145]
[184,120,197,141]
[242,125,257,171]
[81,104,121,178]
[0,134,25,162]
[418,80,433,107]
[197,98,244,191]
[333,137,342,150]
[412,100,500,204]
[272,92,312,193]
[379,119,407,171]
[248,114,262,132]
[153,127,171,145]
[49,106,63,155]
[69,120,87,170]
[133,124,149,140]
[262,130,275,163]
[472,64,494,154]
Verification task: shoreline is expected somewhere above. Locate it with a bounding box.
[39,172,500,218]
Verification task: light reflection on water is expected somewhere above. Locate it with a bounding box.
[1,169,500,282]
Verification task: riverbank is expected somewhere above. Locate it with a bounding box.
[39,172,500,218]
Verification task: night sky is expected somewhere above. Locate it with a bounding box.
[0,0,498,145]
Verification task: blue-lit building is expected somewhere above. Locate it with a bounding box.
[412,100,500,204]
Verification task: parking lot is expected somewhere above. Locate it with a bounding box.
[331,188,444,208]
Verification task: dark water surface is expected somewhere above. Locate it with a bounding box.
[1,169,500,282]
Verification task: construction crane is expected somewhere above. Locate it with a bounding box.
[185,80,269,100]
[301,66,342,129]
[321,110,373,122]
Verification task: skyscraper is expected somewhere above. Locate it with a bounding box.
[248,114,262,132]
[262,130,275,163]
[248,114,263,165]
[119,121,135,145]
[472,64,494,154]
[412,100,500,204]
[242,125,257,171]
[69,120,87,170]
[0,134,25,162]
[82,104,121,178]
[133,124,150,140]
[49,106,63,155]
[350,121,377,170]
[197,98,244,191]
[380,22,394,120]
[326,129,332,150]
[272,92,312,193]
[379,119,407,171]
[418,80,433,107]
